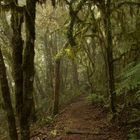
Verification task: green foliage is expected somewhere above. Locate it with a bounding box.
[116,62,140,94]
[132,108,140,119]
[65,48,75,60]
[60,89,81,105]
[86,93,104,105]
[128,133,137,140]
[128,128,140,140]
[55,48,65,60]
[116,62,140,107]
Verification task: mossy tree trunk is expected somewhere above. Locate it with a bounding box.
[104,0,116,114]
[20,0,36,139]
[53,59,61,116]
[0,46,18,140]
[11,0,23,121]
[72,60,79,89]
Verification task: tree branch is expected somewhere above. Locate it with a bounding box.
[66,129,104,135]
[0,3,25,13]
[113,48,139,63]
[116,1,140,8]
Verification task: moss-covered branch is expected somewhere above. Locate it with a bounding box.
[67,0,87,47]
[0,3,25,13]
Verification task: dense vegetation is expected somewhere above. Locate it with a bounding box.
[0,0,140,140]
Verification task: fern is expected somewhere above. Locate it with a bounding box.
[117,62,140,92]
[128,133,137,140]
[86,93,104,105]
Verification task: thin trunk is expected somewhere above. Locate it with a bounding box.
[0,46,18,140]
[105,0,116,113]
[34,73,46,99]
[72,60,79,89]
[53,59,61,116]
[43,32,54,91]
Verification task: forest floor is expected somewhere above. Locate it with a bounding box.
[31,95,129,140]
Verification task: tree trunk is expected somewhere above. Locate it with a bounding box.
[53,59,61,116]
[21,0,36,139]
[43,32,54,92]
[72,60,79,89]
[104,0,116,114]
[11,3,23,120]
[0,46,18,140]
[34,73,46,99]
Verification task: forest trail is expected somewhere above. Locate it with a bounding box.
[31,95,128,140]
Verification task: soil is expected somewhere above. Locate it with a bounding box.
[31,95,128,140]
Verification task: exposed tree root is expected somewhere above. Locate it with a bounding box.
[66,129,104,136]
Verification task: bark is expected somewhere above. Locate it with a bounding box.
[53,59,61,116]
[11,3,23,120]
[105,0,116,113]
[43,34,54,92]
[34,73,46,99]
[0,46,18,140]
[21,0,36,139]
[72,60,79,89]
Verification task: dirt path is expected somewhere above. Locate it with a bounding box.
[31,95,128,140]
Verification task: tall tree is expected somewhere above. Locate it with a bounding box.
[104,0,116,114]
[11,0,24,120]
[53,58,61,115]
[0,46,18,140]
[21,0,36,139]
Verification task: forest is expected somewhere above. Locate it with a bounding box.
[0,0,140,140]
